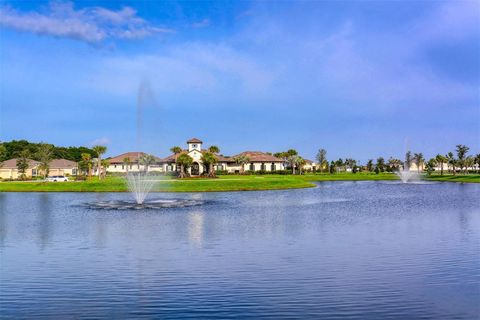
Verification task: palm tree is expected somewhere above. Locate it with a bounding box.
[201,151,218,177]
[286,149,298,174]
[425,158,437,176]
[413,153,424,173]
[100,159,110,178]
[92,145,107,179]
[80,153,93,179]
[455,144,470,174]
[465,156,474,174]
[405,151,412,170]
[234,154,250,174]
[435,154,447,176]
[0,144,7,169]
[139,154,156,172]
[176,153,193,178]
[475,154,480,173]
[446,152,456,175]
[366,159,374,172]
[122,157,131,173]
[316,149,327,173]
[170,146,182,172]
[345,158,357,172]
[296,157,306,175]
[376,157,385,172]
[387,157,402,172]
[36,143,54,178]
[16,149,30,180]
[208,145,220,154]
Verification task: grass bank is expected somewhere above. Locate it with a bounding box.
[0,175,313,192]
[425,174,480,183]
[0,173,477,192]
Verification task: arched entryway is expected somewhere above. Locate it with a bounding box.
[191,162,200,176]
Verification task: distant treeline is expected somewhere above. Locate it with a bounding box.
[0,140,97,162]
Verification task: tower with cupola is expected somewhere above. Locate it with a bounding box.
[187,138,203,152]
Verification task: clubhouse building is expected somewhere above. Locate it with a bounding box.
[106,138,286,175]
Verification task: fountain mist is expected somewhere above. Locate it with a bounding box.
[395,140,420,183]
[127,79,158,204]
[126,171,158,204]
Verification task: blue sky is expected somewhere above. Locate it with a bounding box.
[0,0,479,162]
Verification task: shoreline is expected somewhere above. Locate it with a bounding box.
[0,173,478,192]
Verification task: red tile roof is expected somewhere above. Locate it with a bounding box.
[232,151,283,162]
[1,158,39,169]
[187,138,203,143]
[49,159,78,169]
[159,150,233,163]
[107,152,161,163]
[1,158,78,169]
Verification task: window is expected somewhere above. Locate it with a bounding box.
[32,169,37,176]
[122,165,124,169]
[114,164,117,168]
[192,144,197,149]
[261,163,266,171]
[271,163,275,171]
[249,163,255,171]
[72,168,77,175]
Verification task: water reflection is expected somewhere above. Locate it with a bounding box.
[37,193,53,249]
[0,182,479,319]
[0,193,6,247]
[188,210,205,248]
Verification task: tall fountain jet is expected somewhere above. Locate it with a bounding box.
[396,139,419,183]
[126,79,159,204]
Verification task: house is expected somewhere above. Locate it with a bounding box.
[228,151,284,173]
[105,152,163,173]
[48,159,78,176]
[0,158,40,179]
[105,137,358,176]
[302,159,316,172]
[158,138,285,175]
[0,158,77,179]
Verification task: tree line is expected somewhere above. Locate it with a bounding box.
[0,140,109,180]
[314,144,480,175]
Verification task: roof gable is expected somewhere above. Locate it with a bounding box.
[1,158,39,169]
[187,138,203,143]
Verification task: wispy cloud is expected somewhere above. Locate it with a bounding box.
[191,18,210,29]
[0,1,173,43]
[90,137,110,146]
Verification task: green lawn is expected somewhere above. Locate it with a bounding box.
[0,172,477,192]
[425,174,480,183]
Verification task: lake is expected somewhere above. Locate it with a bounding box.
[1,181,479,319]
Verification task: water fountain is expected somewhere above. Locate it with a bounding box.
[83,80,205,210]
[396,167,420,183]
[126,170,158,205]
[395,142,420,183]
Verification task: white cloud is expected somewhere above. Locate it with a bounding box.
[191,19,210,29]
[90,137,110,146]
[0,1,173,43]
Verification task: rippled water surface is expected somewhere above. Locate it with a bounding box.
[1,181,479,319]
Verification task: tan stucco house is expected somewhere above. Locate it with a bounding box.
[48,159,78,176]
[105,152,163,173]
[0,158,77,179]
[0,158,40,179]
